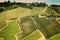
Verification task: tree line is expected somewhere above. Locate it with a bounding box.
[0,0,47,12]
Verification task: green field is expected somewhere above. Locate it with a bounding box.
[32,7,44,15]
[49,33,60,40]
[0,7,31,20]
[0,20,20,40]
[22,30,41,40]
[0,7,45,20]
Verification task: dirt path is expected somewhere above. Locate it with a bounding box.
[30,16,37,26]
[38,5,50,40]
[43,5,50,13]
[38,30,46,40]
[30,16,46,40]
[43,6,48,13]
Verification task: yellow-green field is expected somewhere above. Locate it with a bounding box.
[0,7,31,20]
[49,33,60,40]
[0,20,20,40]
[22,30,41,40]
[32,7,44,15]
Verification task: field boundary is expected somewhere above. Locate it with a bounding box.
[22,29,41,40]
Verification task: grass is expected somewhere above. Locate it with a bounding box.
[0,7,46,20]
[0,7,31,20]
[32,7,44,15]
[49,33,60,40]
[22,30,41,40]
[0,20,20,40]
[0,7,45,20]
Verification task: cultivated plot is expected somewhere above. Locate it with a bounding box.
[0,20,20,40]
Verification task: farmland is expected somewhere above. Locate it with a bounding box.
[32,16,60,38]
[32,7,44,15]
[49,33,60,40]
[22,30,41,40]
[0,7,31,20]
[0,20,20,40]
[18,16,37,39]
[0,3,60,40]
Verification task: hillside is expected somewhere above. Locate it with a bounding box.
[0,5,60,40]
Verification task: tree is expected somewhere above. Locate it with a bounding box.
[0,7,5,12]
[39,2,47,7]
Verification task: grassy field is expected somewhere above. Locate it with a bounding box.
[0,7,31,20]
[49,33,60,40]
[0,20,20,40]
[0,7,45,20]
[32,7,44,15]
[22,30,41,40]
[32,15,59,38]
